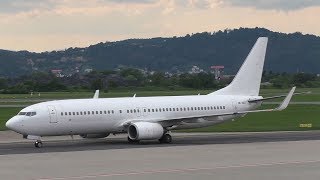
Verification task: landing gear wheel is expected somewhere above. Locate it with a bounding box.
[34,140,43,148]
[127,136,140,143]
[159,134,172,144]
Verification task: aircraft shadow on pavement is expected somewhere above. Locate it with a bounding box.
[1,132,320,155]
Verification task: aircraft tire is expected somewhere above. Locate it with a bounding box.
[159,134,172,144]
[34,140,43,148]
[127,136,140,143]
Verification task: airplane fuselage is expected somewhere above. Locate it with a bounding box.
[7,95,262,136]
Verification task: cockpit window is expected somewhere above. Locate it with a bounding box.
[18,111,36,116]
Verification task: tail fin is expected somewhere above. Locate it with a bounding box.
[210,37,268,96]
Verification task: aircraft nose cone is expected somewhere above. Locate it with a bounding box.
[6,119,14,130]
[6,117,21,132]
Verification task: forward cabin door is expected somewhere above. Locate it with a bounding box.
[48,105,58,123]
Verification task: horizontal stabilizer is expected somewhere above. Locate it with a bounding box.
[248,89,308,103]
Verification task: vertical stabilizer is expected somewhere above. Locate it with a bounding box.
[210,37,268,96]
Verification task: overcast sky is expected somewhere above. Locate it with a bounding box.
[0,0,319,52]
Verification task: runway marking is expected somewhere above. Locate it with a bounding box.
[37,159,320,180]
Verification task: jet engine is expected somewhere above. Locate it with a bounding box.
[128,122,164,140]
[79,133,110,139]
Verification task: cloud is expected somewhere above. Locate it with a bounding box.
[223,0,320,11]
[188,0,223,9]
[0,0,159,15]
[0,0,320,52]
[0,0,54,14]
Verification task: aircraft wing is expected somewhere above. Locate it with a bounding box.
[122,87,295,127]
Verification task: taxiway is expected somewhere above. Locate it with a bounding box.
[0,131,320,180]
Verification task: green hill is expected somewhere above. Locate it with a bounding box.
[0,27,320,77]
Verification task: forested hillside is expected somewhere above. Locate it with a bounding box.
[0,27,320,77]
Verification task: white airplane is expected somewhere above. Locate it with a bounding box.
[6,37,296,148]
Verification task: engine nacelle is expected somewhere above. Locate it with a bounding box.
[128,122,164,140]
[79,133,110,139]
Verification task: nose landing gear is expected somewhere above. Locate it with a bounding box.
[34,140,43,148]
[25,135,43,148]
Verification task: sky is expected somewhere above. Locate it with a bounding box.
[0,0,319,52]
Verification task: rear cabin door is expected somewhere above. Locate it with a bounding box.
[48,105,58,123]
[232,99,239,112]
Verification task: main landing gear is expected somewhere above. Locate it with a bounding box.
[127,136,140,143]
[34,140,43,148]
[127,134,172,144]
[159,134,172,144]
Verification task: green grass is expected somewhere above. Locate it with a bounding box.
[183,105,320,132]
[0,105,319,132]
[0,108,21,130]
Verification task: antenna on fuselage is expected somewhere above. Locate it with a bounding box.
[133,94,136,98]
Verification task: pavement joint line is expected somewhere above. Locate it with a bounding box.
[36,159,320,180]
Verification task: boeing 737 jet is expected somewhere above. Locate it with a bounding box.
[6,37,296,148]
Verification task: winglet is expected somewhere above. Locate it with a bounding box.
[93,90,99,99]
[275,87,296,111]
